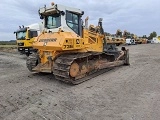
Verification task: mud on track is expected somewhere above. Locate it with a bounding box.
[0,44,160,120]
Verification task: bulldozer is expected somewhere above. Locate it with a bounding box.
[105,30,125,46]
[105,32,116,44]
[134,35,147,44]
[14,23,43,56]
[26,2,130,84]
[139,35,147,44]
[114,29,125,46]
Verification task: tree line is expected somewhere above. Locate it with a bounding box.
[142,31,157,40]
[0,40,16,45]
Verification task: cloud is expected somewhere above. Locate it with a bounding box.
[0,0,160,40]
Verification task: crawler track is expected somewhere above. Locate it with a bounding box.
[26,53,38,72]
[53,52,114,84]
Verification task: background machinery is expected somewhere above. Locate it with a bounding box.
[133,35,147,44]
[105,29,125,46]
[139,35,147,44]
[105,32,116,44]
[14,23,43,56]
[123,30,136,45]
[114,29,125,46]
[26,2,130,84]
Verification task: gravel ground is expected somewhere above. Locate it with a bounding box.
[0,44,160,120]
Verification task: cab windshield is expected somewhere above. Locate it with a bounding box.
[16,31,26,40]
[45,13,61,29]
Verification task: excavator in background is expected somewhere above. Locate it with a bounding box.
[14,23,43,56]
[26,2,129,84]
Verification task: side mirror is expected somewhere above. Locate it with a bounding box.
[39,13,44,19]
[40,15,44,19]
[61,11,65,16]
[81,11,84,15]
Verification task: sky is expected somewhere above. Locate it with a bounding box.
[0,0,160,40]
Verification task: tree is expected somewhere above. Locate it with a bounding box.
[142,35,147,38]
[148,31,157,40]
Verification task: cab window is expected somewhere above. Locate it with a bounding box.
[45,13,61,29]
[28,31,38,39]
[66,11,79,35]
[30,31,38,37]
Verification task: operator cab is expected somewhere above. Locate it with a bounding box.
[14,27,27,40]
[14,27,38,40]
[39,3,84,36]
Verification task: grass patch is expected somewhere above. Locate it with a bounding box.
[0,41,17,49]
[0,41,17,52]
[0,45,17,48]
[0,41,16,45]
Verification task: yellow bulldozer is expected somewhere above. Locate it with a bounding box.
[114,29,125,46]
[105,32,116,44]
[105,29,125,46]
[26,2,130,84]
[134,35,147,44]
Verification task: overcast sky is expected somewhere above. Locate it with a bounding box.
[0,0,159,40]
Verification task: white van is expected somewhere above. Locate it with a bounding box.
[126,38,136,45]
[152,37,160,43]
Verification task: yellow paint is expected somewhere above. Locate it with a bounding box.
[105,35,125,45]
[135,37,147,44]
[33,25,105,72]
[16,29,36,48]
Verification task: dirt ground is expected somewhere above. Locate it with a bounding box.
[0,44,160,120]
[0,47,17,53]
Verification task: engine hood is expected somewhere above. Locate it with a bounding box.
[33,32,80,51]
